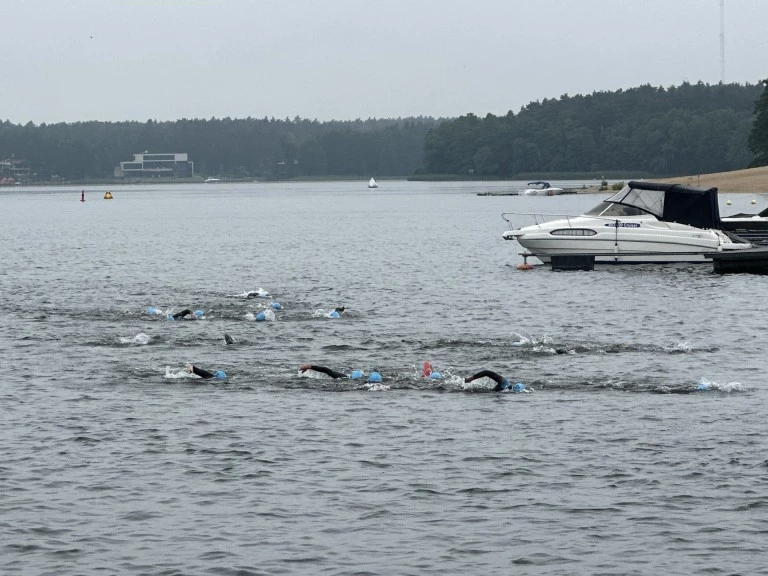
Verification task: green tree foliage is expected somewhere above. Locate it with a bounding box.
[0,116,438,181]
[421,82,763,177]
[748,79,768,167]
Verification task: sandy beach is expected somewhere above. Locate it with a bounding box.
[584,166,768,193]
[656,165,768,193]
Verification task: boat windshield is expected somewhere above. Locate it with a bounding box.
[603,184,666,217]
[584,201,647,217]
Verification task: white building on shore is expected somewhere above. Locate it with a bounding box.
[114,153,194,179]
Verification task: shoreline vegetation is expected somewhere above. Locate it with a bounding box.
[3,166,767,193]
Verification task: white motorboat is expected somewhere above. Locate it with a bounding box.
[521,180,565,196]
[368,178,378,189]
[502,181,752,264]
[204,177,220,183]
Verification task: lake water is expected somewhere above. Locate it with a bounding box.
[2,181,768,575]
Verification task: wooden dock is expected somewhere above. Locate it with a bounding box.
[519,249,768,274]
[705,247,768,275]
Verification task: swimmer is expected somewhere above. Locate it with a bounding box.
[464,369,525,392]
[170,308,203,320]
[224,333,235,345]
[422,361,443,380]
[652,383,712,394]
[245,288,270,299]
[367,370,382,383]
[246,309,275,322]
[185,363,227,379]
[299,364,365,380]
[328,306,345,319]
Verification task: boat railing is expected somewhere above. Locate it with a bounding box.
[501,211,684,231]
[501,211,577,230]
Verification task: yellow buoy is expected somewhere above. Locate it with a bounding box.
[726,200,732,205]
[104,191,113,199]
[751,199,757,205]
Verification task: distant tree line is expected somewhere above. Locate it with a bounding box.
[2,81,767,183]
[0,116,438,181]
[420,82,765,178]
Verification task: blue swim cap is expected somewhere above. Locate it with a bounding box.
[214,370,227,380]
[512,382,525,393]
[429,371,442,380]
[166,315,175,321]
[328,310,340,318]
[255,311,266,321]
[349,370,364,380]
[368,371,382,383]
[147,306,158,315]
[194,309,204,318]
[271,302,282,310]
[696,382,710,391]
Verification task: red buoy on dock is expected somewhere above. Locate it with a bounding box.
[517,254,534,270]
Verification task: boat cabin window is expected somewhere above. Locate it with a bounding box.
[584,201,645,217]
[550,228,597,236]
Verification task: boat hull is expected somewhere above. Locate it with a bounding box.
[521,187,565,196]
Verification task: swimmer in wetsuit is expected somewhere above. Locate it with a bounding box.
[299,364,365,380]
[185,363,226,379]
[171,309,202,320]
[464,369,523,392]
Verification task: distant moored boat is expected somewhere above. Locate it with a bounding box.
[368,178,378,189]
[521,181,565,196]
[204,177,220,183]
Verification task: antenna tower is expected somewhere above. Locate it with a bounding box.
[720,0,725,83]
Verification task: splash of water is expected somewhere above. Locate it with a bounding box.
[119,333,150,345]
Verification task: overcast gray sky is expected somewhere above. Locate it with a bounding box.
[2,0,766,124]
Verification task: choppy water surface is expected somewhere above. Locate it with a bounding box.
[1,181,768,575]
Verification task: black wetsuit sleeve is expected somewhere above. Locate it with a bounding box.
[467,370,504,385]
[173,308,193,319]
[308,365,347,379]
[192,365,215,379]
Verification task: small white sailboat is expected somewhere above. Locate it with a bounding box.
[368,178,378,189]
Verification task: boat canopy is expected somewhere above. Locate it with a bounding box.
[527,181,551,189]
[603,181,721,229]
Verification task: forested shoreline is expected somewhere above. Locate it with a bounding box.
[1,81,766,183]
[421,82,764,178]
[0,117,438,182]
